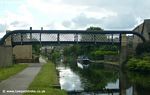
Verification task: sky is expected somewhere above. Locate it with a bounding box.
[0,0,150,38]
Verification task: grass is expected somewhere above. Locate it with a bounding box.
[0,64,28,82]
[24,61,67,95]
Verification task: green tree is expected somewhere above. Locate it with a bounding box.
[81,26,106,42]
[63,26,119,60]
[32,44,41,55]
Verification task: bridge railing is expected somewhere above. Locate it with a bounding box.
[0,30,146,46]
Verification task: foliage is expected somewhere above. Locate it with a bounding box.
[127,56,150,72]
[50,50,61,62]
[81,26,106,42]
[62,26,119,61]
[24,61,67,95]
[98,45,118,51]
[90,50,118,60]
[0,64,28,82]
[128,41,150,72]
[63,45,81,57]
[92,50,118,55]
[136,41,150,55]
[127,71,150,88]
[86,26,103,31]
[32,45,41,55]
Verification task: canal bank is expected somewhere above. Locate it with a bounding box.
[56,56,150,95]
[24,59,67,95]
[90,60,119,70]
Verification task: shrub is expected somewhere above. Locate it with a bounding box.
[90,50,118,60]
[127,58,140,70]
[94,50,118,55]
[51,51,61,62]
[127,57,150,71]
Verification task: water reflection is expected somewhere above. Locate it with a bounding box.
[105,79,119,89]
[56,60,150,95]
[57,64,84,91]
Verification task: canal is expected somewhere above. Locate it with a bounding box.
[55,58,150,95]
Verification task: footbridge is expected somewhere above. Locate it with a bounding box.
[0,29,146,67]
[0,29,146,46]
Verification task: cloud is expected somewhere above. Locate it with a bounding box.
[62,12,140,30]
[1,0,150,32]
[26,0,88,21]
[60,0,150,30]
[45,22,68,30]
[0,24,7,38]
[2,4,35,30]
[72,13,102,28]
[102,13,138,30]
[10,21,29,27]
[62,21,72,28]
[0,24,7,32]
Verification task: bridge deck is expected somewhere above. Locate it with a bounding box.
[0,30,146,46]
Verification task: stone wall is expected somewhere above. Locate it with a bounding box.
[13,45,32,62]
[133,19,150,49]
[0,46,13,67]
[5,30,33,63]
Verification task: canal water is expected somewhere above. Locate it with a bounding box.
[56,59,150,95]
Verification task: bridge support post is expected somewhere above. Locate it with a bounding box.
[119,34,127,67]
[0,33,13,67]
[0,46,13,67]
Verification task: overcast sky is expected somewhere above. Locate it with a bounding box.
[0,0,150,37]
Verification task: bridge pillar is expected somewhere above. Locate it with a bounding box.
[119,34,127,67]
[0,46,13,67]
[0,33,13,67]
[119,70,127,95]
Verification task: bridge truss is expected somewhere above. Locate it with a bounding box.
[0,30,146,46]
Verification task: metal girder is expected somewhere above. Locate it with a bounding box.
[0,30,146,46]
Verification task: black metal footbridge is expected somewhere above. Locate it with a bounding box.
[0,29,146,46]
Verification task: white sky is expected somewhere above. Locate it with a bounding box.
[0,0,150,38]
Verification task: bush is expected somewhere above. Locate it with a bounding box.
[94,50,118,55]
[127,57,150,71]
[127,58,140,70]
[90,50,118,60]
[51,51,61,62]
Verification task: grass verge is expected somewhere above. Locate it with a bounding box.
[24,61,67,95]
[0,64,28,82]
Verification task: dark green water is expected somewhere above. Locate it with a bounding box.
[56,59,150,95]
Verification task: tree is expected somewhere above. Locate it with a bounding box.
[80,26,105,56]
[32,44,41,55]
[81,26,106,42]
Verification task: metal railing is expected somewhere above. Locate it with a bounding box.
[0,30,146,46]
